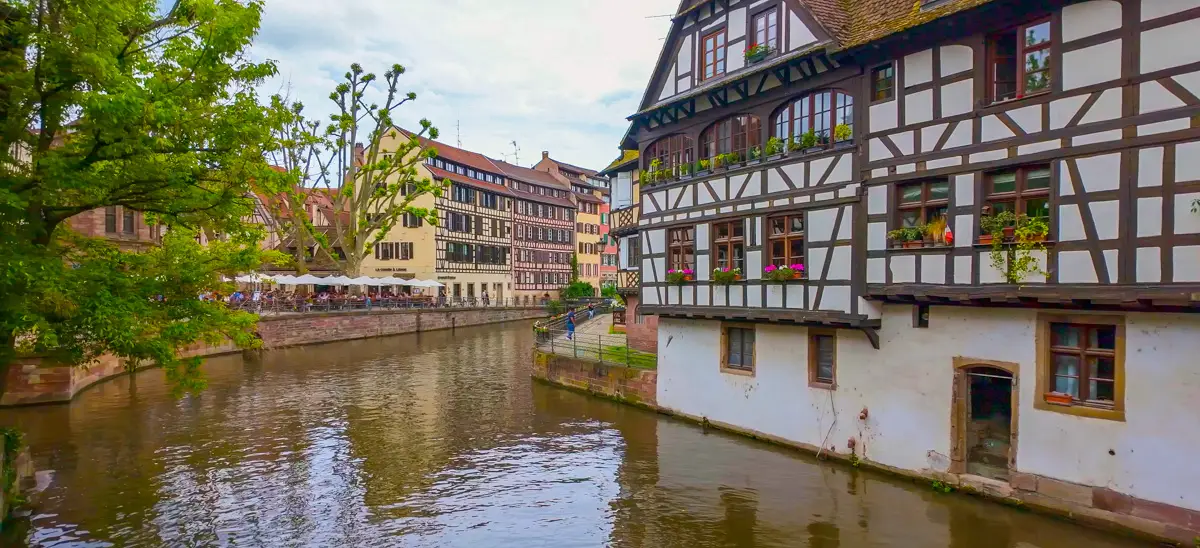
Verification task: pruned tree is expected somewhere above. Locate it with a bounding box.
[265,64,445,277]
[0,0,284,386]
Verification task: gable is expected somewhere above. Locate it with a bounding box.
[638,0,835,113]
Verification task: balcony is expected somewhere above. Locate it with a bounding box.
[611,205,639,237]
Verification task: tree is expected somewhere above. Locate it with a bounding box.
[0,0,283,386]
[264,64,444,277]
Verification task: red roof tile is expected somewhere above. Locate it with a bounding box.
[427,165,514,197]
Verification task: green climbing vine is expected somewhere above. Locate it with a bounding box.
[1,428,24,513]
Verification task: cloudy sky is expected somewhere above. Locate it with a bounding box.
[246,0,678,171]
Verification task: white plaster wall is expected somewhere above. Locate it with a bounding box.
[1139,80,1186,114]
[1080,88,1122,125]
[1142,0,1200,21]
[940,79,975,119]
[728,7,747,40]
[657,307,1200,512]
[1061,0,1122,42]
[788,10,816,50]
[940,45,973,76]
[1051,95,1090,129]
[905,89,934,125]
[869,101,898,133]
[904,49,933,87]
[678,35,693,79]
[1141,19,1200,74]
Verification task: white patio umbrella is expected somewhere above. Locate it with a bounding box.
[271,274,298,284]
[323,275,355,286]
[235,273,272,283]
[347,276,381,286]
[290,274,324,285]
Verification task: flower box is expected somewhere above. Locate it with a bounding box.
[666,269,695,286]
[763,264,806,283]
[1044,392,1073,406]
[711,268,742,285]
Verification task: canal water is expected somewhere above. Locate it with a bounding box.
[1,321,1147,547]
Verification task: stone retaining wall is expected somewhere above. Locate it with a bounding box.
[1,307,546,406]
[532,350,657,408]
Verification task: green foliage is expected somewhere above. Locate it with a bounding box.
[562,281,596,299]
[601,285,620,300]
[834,124,853,142]
[600,345,657,369]
[981,211,1050,283]
[932,480,955,494]
[1,428,23,512]
[848,453,860,467]
[0,0,289,390]
[1192,198,1199,214]
[765,136,785,156]
[545,300,565,315]
[887,226,924,243]
[711,267,742,285]
[748,146,762,160]
[264,63,444,276]
[800,131,819,149]
[698,159,711,171]
[569,253,580,282]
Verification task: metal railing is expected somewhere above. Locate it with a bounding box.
[225,296,549,316]
[534,329,656,369]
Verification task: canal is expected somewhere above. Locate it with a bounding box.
[1,321,1147,547]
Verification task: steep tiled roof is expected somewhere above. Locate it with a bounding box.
[397,128,506,178]
[427,165,514,197]
[492,159,578,208]
[831,0,996,50]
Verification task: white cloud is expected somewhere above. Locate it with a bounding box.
[252,0,677,170]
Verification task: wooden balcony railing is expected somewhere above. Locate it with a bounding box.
[611,205,639,236]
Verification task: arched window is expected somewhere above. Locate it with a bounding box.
[644,134,694,177]
[700,114,761,162]
[772,90,854,148]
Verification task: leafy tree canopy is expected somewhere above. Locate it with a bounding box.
[0,0,285,387]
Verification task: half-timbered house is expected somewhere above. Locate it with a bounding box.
[625,0,1200,541]
[600,150,660,353]
[495,160,576,303]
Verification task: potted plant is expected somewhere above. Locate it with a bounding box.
[697,159,710,175]
[712,154,725,170]
[666,269,695,285]
[888,226,925,249]
[711,267,742,285]
[1044,392,1073,405]
[765,136,785,158]
[788,136,804,152]
[763,263,805,282]
[800,130,820,153]
[834,123,853,143]
[925,216,948,246]
[748,146,762,162]
[744,43,772,64]
[978,210,1011,246]
[679,162,692,178]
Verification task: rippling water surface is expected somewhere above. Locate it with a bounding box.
[0,321,1148,547]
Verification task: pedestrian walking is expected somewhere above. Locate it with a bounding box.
[482,289,490,307]
[587,303,595,320]
[566,309,576,340]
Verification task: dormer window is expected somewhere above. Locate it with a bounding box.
[702,29,727,81]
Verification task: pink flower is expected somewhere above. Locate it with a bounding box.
[791,264,805,271]
[683,269,694,275]
[764,265,777,273]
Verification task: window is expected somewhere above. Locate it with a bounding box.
[984,166,1051,221]
[712,219,745,272]
[751,9,778,50]
[481,192,499,209]
[772,90,853,146]
[452,184,476,205]
[401,242,413,260]
[871,64,895,102]
[896,179,950,228]
[667,227,695,272]
[702,29,727,80]
[808,331,837,388]
[402,212,423,228]
[700,114,761,162]
[721,325,755,373]
[914,304,930,328]
[644,135,695,177]
[118,208,135,234]
[988,18,1052,102]
[767,213,805,268]
[1049,322,1117,403]
[626,236,642,268]
[105,206,117,233]
[1036,315,1124,421]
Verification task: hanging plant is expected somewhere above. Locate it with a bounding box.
[887,226,925,249]
[711,267,742,285]
[980,211,1050,283]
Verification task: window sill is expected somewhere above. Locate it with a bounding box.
[973,239,1057,249]
[887,243,953,253]
[981,90,1052,112]
[1034,394,1124,422]
[809,380,836,391]
[721,365,756,377]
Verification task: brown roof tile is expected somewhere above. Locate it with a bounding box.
[834,0,996,49]
[427,165,514,197]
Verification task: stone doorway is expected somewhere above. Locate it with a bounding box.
[951,358,1019,482]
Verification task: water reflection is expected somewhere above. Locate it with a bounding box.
[1,322,1147,547]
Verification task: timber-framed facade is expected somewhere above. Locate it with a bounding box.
[496,160,576,303]
[624,0,1200,542]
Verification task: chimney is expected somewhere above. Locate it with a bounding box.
[542,151,549,160]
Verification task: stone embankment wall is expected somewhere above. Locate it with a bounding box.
[532,350,657,408]
[2,307,546,406]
